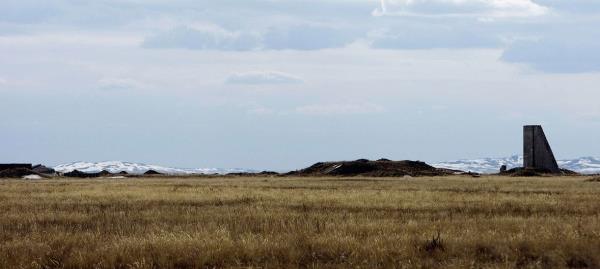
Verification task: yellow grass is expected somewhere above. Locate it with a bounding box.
[1,176,599,268]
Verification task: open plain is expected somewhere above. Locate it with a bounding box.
[1,176,599,269]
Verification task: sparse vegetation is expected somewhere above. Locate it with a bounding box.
[585,176,600,182]
[1,176,599,268]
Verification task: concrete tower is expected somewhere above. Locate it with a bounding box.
[523,125,560,173]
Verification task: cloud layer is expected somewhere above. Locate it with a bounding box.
[143,26,260,51]
[143,25,356,51]
[97,78,148,91]
[295,103,384,115]
[502,31,600,73]
[4,0,599,73]
[226,71,303,85]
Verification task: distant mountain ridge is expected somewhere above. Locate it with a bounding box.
[53,161,256,175]
[433,156,600,174]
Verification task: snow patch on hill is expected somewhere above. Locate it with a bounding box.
[433,156,600,174]
[53,161,255,175]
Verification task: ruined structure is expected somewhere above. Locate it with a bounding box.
[523,125,560,173]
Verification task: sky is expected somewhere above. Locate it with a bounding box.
[1,0,600,170]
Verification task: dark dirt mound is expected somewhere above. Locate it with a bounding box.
[226,171,280,177]
[226,172,251,176]
[118,171,129,175]
[144,170,162,175]
[64,170,112,178]
[0,164,33,172]
[257,171,279,176]
[502,167,545,177]
[64,170,95,178]
[500,167,578,177]
[288,159,460,177]
[560,169,580,175]
[0,168,42,178]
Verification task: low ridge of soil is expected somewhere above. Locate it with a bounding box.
[64,170,112,178]
[144,170,162,175]
[500,167,578,177]
[0,168,48,178]
[287,159,460,177]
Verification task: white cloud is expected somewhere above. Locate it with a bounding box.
[97,78,147,91]
[0,77,6,85]
[226,71,303,85]
[373,0,548,18]
[295,103,385,115]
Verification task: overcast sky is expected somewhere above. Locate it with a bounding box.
[1,0,599,170]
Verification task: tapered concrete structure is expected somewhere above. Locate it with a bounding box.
[523,125,560,173]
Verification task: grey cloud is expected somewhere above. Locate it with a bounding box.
[537,0,600,14]
[263,25,357,50]
[226,71,303,85]
[0,0,143,28]
[4,0,600,72]
[0,1,60,23]
[142,26,260,51]
[0,0,372,30]
[501,19,600,73]
[369,21,502,49]
[502,37,600,73]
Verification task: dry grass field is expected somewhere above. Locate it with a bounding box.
[1,176,599,269]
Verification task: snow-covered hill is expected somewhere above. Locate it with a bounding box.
[433,156,600,174]
[53,161,255,175]
[557,157,600,175]
[54,157,600,176]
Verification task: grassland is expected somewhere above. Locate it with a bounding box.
[1,176,599,269]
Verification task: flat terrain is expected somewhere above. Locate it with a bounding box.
[1,176,599,269]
